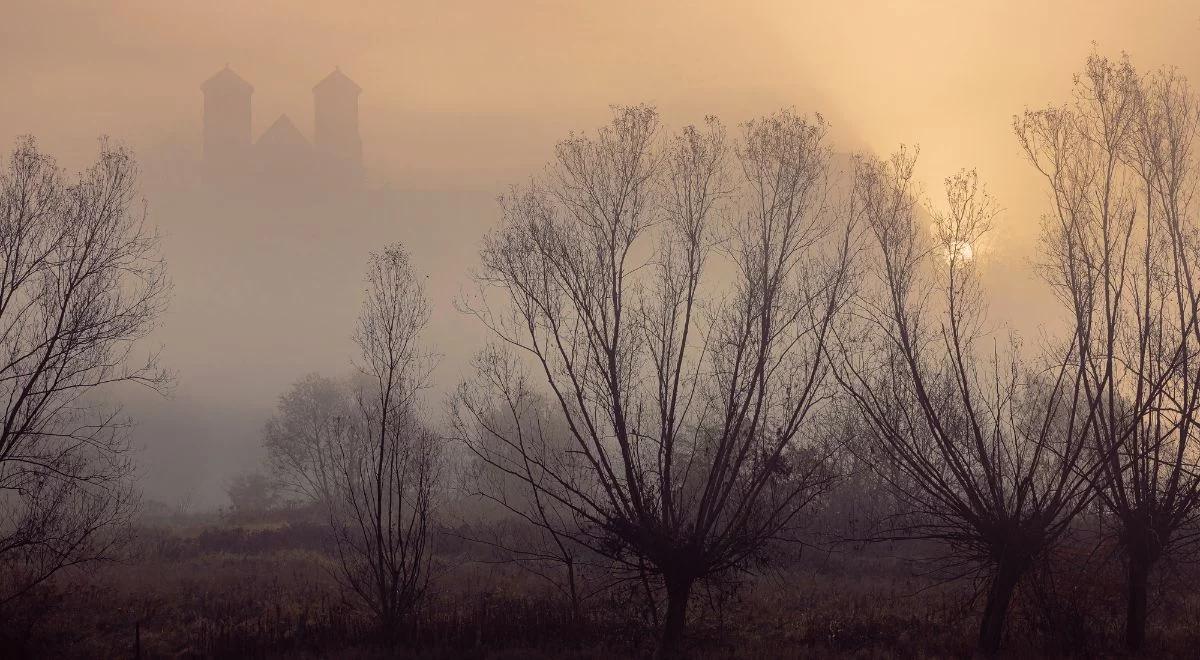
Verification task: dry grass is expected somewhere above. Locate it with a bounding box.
[5,514,1200,658]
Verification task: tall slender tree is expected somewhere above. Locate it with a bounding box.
[259,248,439,638]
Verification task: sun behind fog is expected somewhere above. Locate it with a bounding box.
[950,238,974,262]
[933,223,975,263]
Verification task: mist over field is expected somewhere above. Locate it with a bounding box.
[5,2,1200,658]
[0,0,1194,507]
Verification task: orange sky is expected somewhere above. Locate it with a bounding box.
[5,1,1198,200]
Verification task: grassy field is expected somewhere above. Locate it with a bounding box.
[6,510,1200,658]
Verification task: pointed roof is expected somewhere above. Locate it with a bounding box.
[201,65,254,95]
[256,114,310,149]
[313,67,362,96]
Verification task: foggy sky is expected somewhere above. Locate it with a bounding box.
[2,0,1199,506]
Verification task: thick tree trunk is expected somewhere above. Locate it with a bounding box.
[977,563,1021,657]
[1125,555,1150,652]
[658,576,694,659]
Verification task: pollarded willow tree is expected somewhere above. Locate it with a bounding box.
[1017,53,1200,651]
[0,137,170,606]
[454,105,856,654]
[833,149,1100,656]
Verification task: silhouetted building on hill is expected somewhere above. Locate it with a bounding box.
[200,66,364,188]
[201,66,254,184]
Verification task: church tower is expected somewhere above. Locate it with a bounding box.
[201,66,254,183]
[313,67,363,184]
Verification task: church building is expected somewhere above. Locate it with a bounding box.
[200,66,364,187]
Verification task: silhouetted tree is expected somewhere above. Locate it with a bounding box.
[0,137,169,607]
[457,105,854,655]
[1017,53,1200,651]
[321,245,440,638]
[833,150,1098,656]
[263,247,439,637]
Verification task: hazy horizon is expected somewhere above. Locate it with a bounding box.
[4,0,1199,507]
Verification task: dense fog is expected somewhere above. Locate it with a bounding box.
[3,1,1196,506]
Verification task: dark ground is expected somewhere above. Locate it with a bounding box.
[6,508,1200,659]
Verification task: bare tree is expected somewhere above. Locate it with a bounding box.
[319,245,440,638]
[0,137,169,606]
[263,372,351,504]
[1017,53,1200,651]
[833,149,1098,656]
[455,105,854,655]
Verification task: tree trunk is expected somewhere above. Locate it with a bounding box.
[1126,554,1150,652]
[658,576,694,659]
[977,563,1021,657]
[639,558,660,630]
[566,557,581,623]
